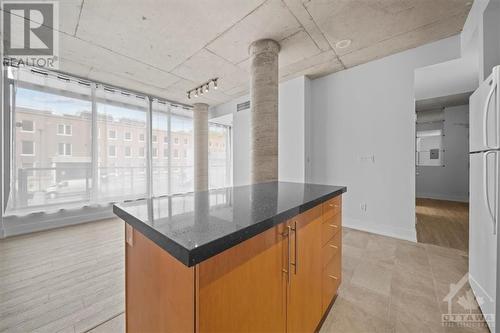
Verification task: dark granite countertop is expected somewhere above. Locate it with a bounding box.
[113,181,346,267]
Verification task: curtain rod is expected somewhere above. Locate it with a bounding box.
[4,62,193,109]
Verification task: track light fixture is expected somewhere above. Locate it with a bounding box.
[186,78,219,100]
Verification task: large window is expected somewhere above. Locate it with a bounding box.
[3,66,232,217]
[96,86,148,201]
[209,124,231,189]
[171,108,194,194]
[7,67,92,212]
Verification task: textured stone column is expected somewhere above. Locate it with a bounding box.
[249,39,280,183]
[193,103,209,191]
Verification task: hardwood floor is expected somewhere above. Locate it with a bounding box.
[1,216,488,333]
[0,219,124,333]
[416,198,469,251]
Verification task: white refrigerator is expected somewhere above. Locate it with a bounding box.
[469,65,499,332]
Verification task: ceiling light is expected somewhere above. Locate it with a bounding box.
[186,78,218,101]
[335,39,352,49]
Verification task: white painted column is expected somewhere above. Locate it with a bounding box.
[193,103,209,191]
[249,39,280,183]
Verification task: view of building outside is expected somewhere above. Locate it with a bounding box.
[209,124,230,189]
[6,68,231,214]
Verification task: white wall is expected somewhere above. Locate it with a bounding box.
[307,36,461,241]
[416,105,470,202]
[461,0,498,82]
[414,57,478,101]
[210,76,309,186]
[278,77,307,183]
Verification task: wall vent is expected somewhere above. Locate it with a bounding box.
[236,101,250,112]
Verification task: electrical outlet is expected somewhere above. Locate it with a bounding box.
[360,203,367,212]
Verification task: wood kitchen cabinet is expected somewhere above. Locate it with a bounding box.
[286,205,323,333]
[124,192,343,333]
[197,223,287,332]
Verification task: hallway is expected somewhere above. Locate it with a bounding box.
[416,198,469,252]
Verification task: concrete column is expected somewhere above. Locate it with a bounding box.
[249,39,280,183]
[193,103,209,191]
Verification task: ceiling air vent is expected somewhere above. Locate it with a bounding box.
[237,101,250,112]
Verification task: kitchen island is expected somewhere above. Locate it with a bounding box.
[113,181,346,333]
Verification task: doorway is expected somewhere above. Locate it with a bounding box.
[414,93,471,251]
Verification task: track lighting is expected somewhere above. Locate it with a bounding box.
[186,78,219,100]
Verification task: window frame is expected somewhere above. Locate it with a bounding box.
[57,123,72,136]
[20,140,35,156]
[124,146,132,158]
[20,119,35,133]
[108,129,117,140]
[58,142,72,156]
[108,145,117,157]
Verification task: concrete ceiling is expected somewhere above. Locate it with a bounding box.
[3,0,472,106]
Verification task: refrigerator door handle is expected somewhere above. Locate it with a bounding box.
[483,78,497,149]
[484,151,497,234]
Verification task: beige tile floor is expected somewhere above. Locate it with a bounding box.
[319,228,490,333]
[1,219,491,333]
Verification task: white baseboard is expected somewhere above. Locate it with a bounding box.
[2,206,116,238]
[416,192,469,203]
[469,273,496,331]
[343,216,417,242]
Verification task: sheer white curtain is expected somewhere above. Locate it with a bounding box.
[95,85,149,201]
[2,66,232,224]
[209,123,231,189]
[6,66,93,214]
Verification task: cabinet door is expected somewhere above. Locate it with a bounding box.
[197,223,287,333]
[125,225,195,333]
[287,205,323,333]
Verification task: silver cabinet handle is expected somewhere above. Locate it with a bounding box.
[282,225,292,282]
[293,221,298,274]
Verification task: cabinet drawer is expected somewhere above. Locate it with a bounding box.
[322,253,341,312]
[322,231,341,267]
[321,214,341,246]
[323,196,341,220]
